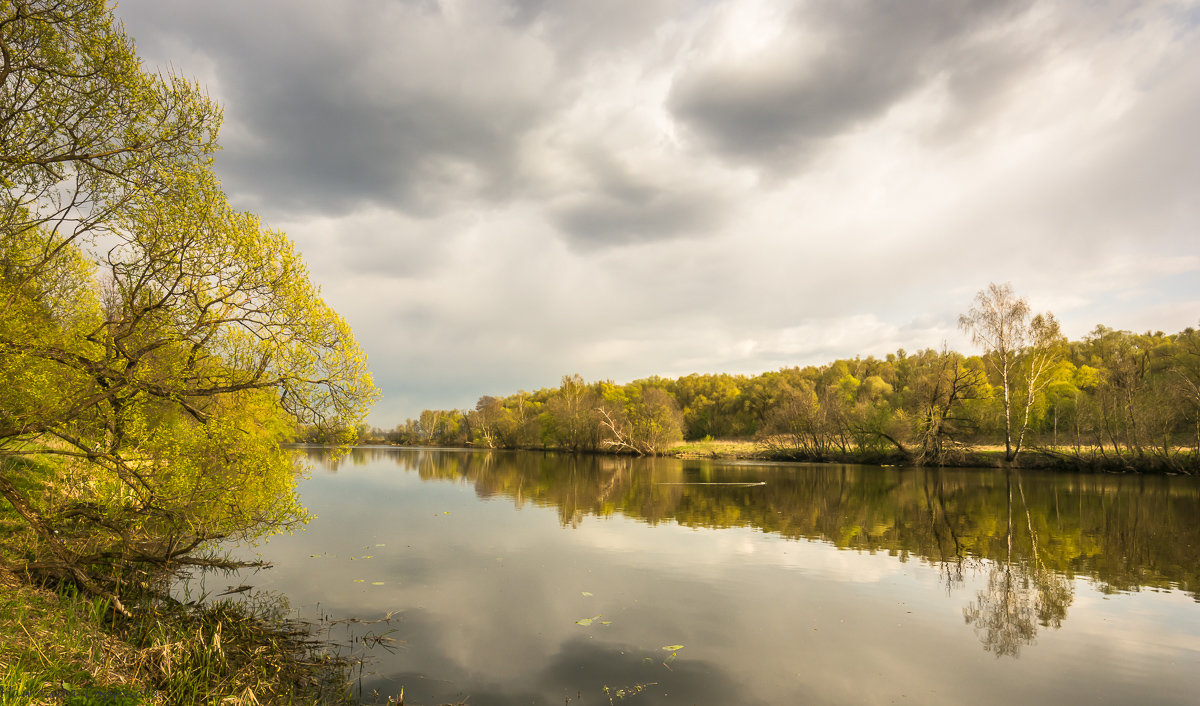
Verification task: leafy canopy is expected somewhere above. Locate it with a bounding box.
[0,0,377,603]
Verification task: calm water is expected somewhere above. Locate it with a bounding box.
[196,447,1200,705]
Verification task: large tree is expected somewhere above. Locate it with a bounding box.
[1,0,376,612]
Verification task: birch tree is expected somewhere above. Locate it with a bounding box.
[959,283,1061,462]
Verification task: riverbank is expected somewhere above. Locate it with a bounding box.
[365,437,1198,473]
[665,439,1199,474]
[0,566,355,706]
[0,448,369,705]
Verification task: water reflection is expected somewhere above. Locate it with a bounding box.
[961,471,1075,656]
[210,448,1200,704]
[326,448,1200,601]
[303,448,1200,661]
[389,449,1199,660]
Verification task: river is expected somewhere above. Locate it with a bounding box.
[192,447,1200,705]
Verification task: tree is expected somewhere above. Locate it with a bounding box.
[959,283,1061,462]
[630,386,685,454]
[1,1,376,612]
[597,383,684,455]
[909,350,985,465]
[759,378,827,456]
[2,0,220,270]
[472,396,503,448]
[1172,327,1200,456]
[1012,312,1064,457]
[543,374,600,452]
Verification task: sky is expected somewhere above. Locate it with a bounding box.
[112,0,1200,426]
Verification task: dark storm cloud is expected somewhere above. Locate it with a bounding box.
[119,0,554,218]
[544,142,729,247]
[219,88,530,216]
[669,0,1036,168]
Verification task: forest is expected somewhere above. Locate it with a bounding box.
[364,292,1200,472]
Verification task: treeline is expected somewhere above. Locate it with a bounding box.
[362,319,1200,472]
[372,374,687,455]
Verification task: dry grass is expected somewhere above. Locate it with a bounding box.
[0,570,143,705]
[666,439,761,459]
[0,572,354,706]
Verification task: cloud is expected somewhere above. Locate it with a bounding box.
[112,0,1200,421]
[549,148,731,247]
[503,0,693,62]
[668,0,1038,170]
[122,0,559,218]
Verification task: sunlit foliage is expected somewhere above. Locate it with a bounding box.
[0,0,376,610]
[385,321,1200,472]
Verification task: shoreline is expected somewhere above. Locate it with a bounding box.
[347,440,1199,475]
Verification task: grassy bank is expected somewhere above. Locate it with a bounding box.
[364,438,1198,473]
[665,439,761,459]
[664,439,1198,473]
[0,568,354,706]
[665,438,909,464]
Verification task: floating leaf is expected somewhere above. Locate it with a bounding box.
[575,615,602,626]
[661,645,684,652]
[581,592,593,597]
[353,579,365,583]
[375,544,386,547]
[599,620,612,626]
[371,582,385,586]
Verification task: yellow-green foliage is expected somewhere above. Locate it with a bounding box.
[1,0,376,582]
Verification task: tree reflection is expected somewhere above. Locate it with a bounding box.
[963,563,1038,657]
[962,470,1074,657]
[308,449,1198,643]
[923,469,967,596]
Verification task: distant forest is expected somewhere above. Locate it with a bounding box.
[337,286,1200,470]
